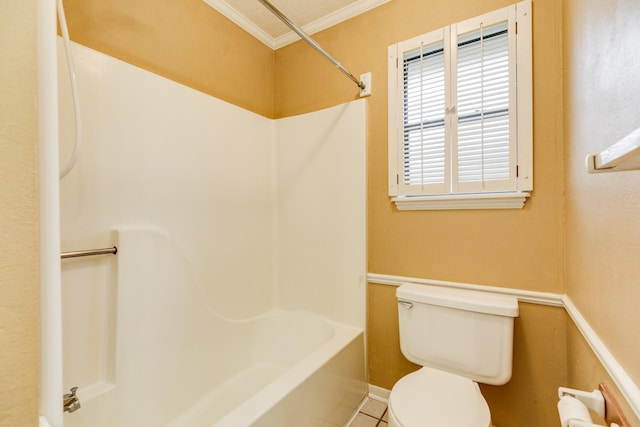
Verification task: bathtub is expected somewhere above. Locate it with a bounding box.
[170,312,366,427]
[63,228,366,427]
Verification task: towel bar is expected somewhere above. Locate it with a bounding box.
[60,246,117,259]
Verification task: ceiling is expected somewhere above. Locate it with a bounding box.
[202,0,390,49]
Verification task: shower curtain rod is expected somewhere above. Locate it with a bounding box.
[258,0,366,91]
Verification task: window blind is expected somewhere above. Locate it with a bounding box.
[455,23,511,187]
[400,22,513,193]
[402,42,446,190]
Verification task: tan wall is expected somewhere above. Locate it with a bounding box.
[563,0,640,424]
[61,0,275,118]
[24,0,639,425]
[63,0,566,288]
[276,0,566,424]
[480,303,567,426]
[0,1,41,426]
[275,0,565,292]
[567,321,640,426]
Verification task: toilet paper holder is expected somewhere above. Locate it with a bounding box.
[558,384,630,427]
[558,387,606,419]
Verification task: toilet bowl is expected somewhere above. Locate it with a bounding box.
[388,367,491,427]
[390,283,519,427]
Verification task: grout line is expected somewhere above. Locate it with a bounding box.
[345,393,392,426]
[354,396,389,425]
[375,408,389,425]
[362,413,379,422]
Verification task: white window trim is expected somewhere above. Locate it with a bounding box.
[388,0,532,211]
[391,191,530,211]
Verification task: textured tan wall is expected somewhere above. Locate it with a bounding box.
[480,303,567,426]
[26,0,639,424]
[275,0,565,293]
[563,0,640,423]
[0,1,41,426]
[567,321,640,426]
[62,0,566,292]
[61,0,275,118]
[277,0,565,424]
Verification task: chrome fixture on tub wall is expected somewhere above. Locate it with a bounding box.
[63,387,80,413]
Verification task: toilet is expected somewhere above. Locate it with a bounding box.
[388,283,519,427]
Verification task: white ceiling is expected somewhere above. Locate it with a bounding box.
[202,0,390,49]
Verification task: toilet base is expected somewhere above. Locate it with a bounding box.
[388,407,400,427]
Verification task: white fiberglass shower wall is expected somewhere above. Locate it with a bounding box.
[57,40,366,426]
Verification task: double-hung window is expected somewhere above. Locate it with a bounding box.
[388,1,532,210]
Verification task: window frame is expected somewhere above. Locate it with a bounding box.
[388,0,532,210]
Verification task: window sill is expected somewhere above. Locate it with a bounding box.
[391,192,530,211]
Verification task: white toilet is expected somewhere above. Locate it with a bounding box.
[388,283,519,427]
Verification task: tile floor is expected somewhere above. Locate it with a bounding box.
[346,396,389,427]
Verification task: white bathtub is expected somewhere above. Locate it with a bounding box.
[171,312,366,427]
[63,228,366,427]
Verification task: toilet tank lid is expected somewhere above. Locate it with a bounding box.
[397,283,519,317]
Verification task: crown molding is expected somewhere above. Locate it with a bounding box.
[202,0,276,48]
[203,0,391,50]
[272,0,391,49]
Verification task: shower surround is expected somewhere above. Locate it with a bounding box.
[58,40,366,426]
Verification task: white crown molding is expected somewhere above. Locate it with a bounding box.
[202,0,276,48]
[272,0,391,49]
[203,0,391,50]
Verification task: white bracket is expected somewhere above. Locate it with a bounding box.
[559,387,606,419]
[586,126,640,173]
[359,72,372,97]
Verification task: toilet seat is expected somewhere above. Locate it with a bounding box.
[388,367,491,427]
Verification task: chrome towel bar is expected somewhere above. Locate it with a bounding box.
[61,246,117,259]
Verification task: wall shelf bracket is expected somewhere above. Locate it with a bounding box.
[586,127,640,173]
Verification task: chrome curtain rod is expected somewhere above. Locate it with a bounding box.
[61,246,118,259]
[258,0,366,90]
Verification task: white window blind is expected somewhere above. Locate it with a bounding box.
[388,1,532,210]
[454,22,514,193]
[402,41,446,190]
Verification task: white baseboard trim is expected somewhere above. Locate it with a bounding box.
[368,384,390,402]
[367,273,640,422]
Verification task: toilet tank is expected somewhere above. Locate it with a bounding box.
[397,283,519,385]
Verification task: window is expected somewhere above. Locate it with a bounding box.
[388,1,532,210]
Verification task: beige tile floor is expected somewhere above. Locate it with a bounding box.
[345,396,389,427]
